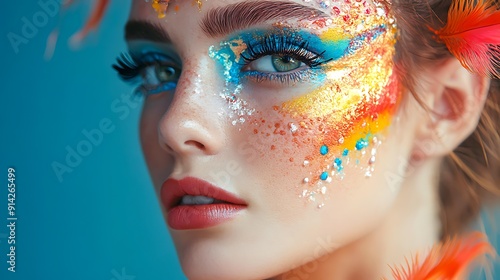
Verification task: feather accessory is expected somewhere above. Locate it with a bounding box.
[386,232,494,280]
[431,0,500,79]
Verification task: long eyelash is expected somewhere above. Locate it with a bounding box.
[240,35,333,68]
[113,53,143,82]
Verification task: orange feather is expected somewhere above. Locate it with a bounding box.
[386,232,494,280]
[70,0,110,46]
[431,0,500,79]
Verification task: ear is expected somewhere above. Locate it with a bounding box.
[412,58,490,158]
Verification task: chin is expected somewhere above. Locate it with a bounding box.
[172,233,284,280]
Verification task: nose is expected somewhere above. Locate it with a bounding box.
[158,59,226,156]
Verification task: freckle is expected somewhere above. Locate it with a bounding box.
[262,119,266,123]
[253,129,258,134]
[174,5,179,11]
[272,106,279,111]
[280,130,286,135]
[268,125,272,129]
[266,133,270,136]
[275,123,280,128]
[271,145,276,150]
[289,157,294,162]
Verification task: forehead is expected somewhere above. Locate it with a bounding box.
[128,0,379,21]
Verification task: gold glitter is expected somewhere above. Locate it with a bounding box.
[150,0,204,18]
[319,28,349,42]
[280,27,398,137]
[228,39,247,62]
[151,0,170,18]
[193,0,203,10]
[275,1,401,193]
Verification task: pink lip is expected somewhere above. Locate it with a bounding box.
[160,177,247,230]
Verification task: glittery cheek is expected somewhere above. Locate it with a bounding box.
[208,38,257,125]
[274,2,401,206]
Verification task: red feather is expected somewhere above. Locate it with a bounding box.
[385,232,494,280]
[431,0,500,79]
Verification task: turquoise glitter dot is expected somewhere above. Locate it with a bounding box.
[320,172,328,180]
[355,139,368,150]
[334,158,343,171]
[320,145,328,155]
[342,149,349,156]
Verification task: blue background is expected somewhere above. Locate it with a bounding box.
[1,1,184,279]
[0,1,498,280]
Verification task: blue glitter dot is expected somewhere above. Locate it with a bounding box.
[334,158,343,171]
[342,149,349,156]
[355,139,369,150]
[320,145,329,155]
[320,172,328,180]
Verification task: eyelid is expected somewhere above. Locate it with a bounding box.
[127,40,182,65]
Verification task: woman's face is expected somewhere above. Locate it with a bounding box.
[126,0,420,279]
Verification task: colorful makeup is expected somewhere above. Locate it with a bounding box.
[207,0,399,207]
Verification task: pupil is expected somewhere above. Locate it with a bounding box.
[281,56,292,63]
[271,55,301,72]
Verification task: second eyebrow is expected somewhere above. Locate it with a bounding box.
[200,0,328,38]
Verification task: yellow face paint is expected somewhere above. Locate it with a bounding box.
[273,0,400,191]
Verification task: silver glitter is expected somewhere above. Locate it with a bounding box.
[302,189,308,197]
[369,156,376,164]
[321,186,327,194]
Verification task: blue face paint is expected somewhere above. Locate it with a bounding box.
[207,25,387,95]
[207,28,357,93]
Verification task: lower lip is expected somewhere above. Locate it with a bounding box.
[167,204,245,230]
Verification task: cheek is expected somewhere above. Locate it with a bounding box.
[139,95,175,188]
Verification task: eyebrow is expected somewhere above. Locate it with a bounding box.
[124,1,328,43]
[201,0,328,37]
[125,20,171,43]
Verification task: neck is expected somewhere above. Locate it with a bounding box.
[278,158,443,280]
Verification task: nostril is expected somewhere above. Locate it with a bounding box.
[184,140,205,151]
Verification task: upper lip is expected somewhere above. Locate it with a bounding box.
[161,177,247,210]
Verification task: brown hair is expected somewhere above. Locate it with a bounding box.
[389,0,500,238]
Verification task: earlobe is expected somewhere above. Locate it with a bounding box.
[413,58,490,158]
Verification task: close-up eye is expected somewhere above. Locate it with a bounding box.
[247,54,306,73]
[113,52,181,95]
[238,35,333,84]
